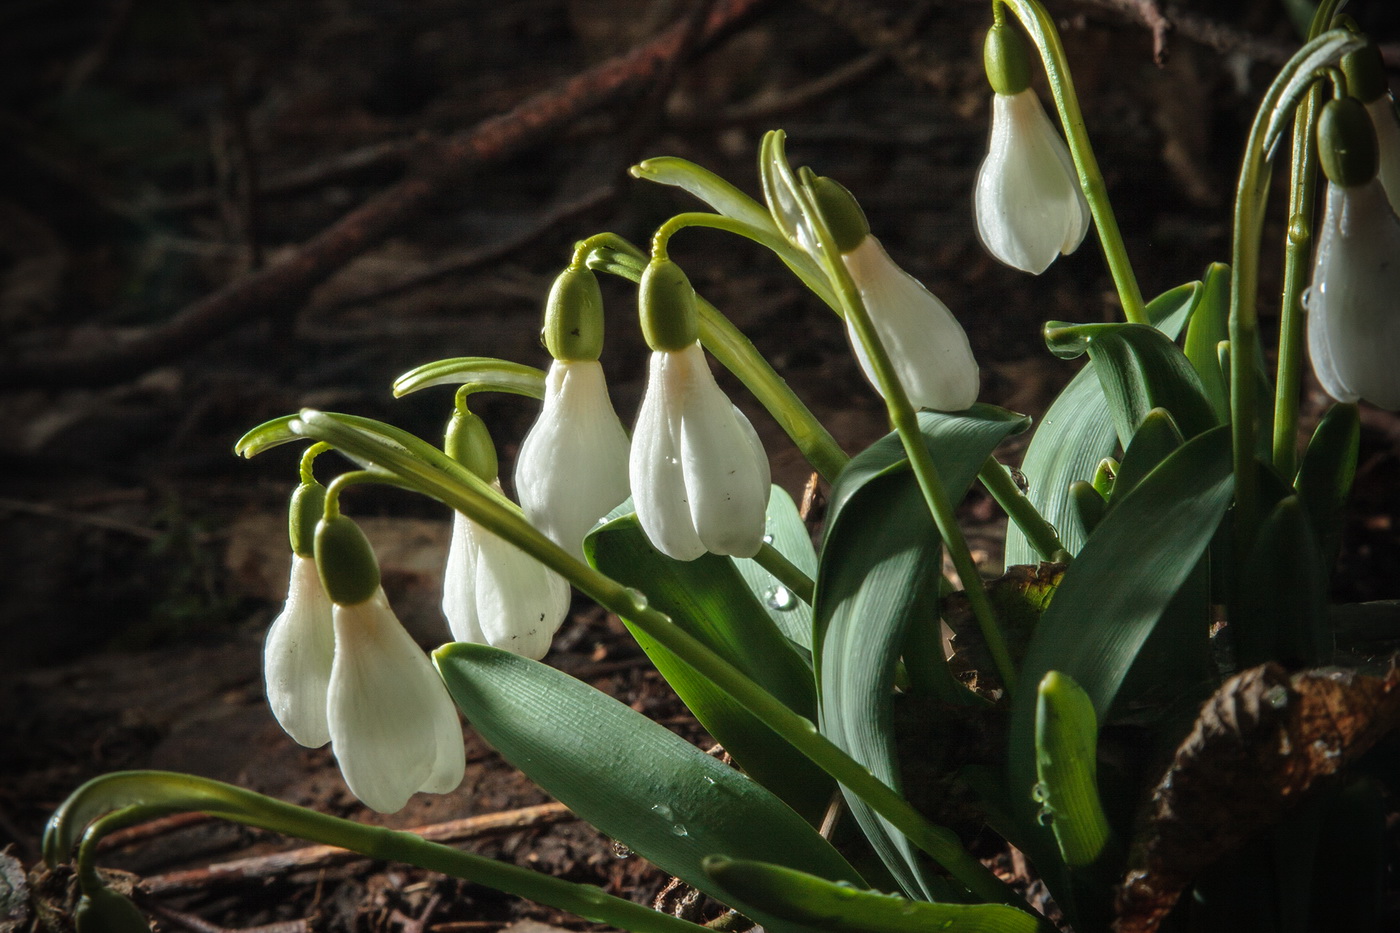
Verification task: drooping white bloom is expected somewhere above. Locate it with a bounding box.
[1306,178,1400,410]
[327,587,465,813]
[1364,97,1400,211]
[974,88,1090,275]
[514,359,631,561]
[629,342,770,561]
[263,554,335,748]
[442,505,572,660]
[842,236,980,412]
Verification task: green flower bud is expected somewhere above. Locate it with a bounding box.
[315,515,380,606]
[288,481,327,558]
[75,887,150,933]
[639,257,699,352]
[444,407,498,482]
[984,20,1032,96]
[1341,39,1388,105]
[543,267,605,361]
[1319,96,1379,188]
[810,175,870,253]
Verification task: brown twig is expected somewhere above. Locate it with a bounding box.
[99,812,215,851]
[0,0,768,391]
[1092,0,1172,64]
[145,901,308,933]
[140,802,575,895]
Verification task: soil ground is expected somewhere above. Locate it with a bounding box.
[2,1,1399,931]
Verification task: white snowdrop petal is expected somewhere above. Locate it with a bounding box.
[630,350,706,561]
[441,511,485,644]
[328,590,460,813]
[671,348,768,558]
[974,90,1089,274]
[263,555,335,748]
[842,237,979,411]
[514,360,631,561]
[1366,97,1400,213]
[419,681,467,795]
[472,525,571,660]
[1307,180,1400,410]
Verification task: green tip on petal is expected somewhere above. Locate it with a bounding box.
[315,515,381,606]
[639,257,699,352]
[288,482,327,558]
[444,408,499,482]
[1319,96,1380,188]
[544,267,605,361]
[985,20,1033,96]
[809,176,870,253]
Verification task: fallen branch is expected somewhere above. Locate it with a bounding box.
[0,0,768,391]
[140,802,575,895]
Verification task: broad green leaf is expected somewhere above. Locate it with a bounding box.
[817,405,1030,899]
[586,502,830,822]
[1182,262,1230,421]
[1044,321,1217,448]
[734,486,818,651]
[436,644,860,933]
[1108,409,1183,506]
[1007,426,1234,863]
[1235,496,1329,669]
[1004,283,1198,566]
[703,857,1042,933]
[1295,401,1359,564]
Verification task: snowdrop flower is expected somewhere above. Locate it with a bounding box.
[443,405,571,659]
[808,175,980,411]
[1342,39,1400,210]
[973,21,1088,274]
[264,482,334,748]
[630,258,770,561]
[515,268,631,561]
[1306,97,1400,410]
[317,513,465,813]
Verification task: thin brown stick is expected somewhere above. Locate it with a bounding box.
[140,802,575,895]
[145,901,308,933]
[1094,0,1172,64]
[99,812,214,851]
[0,0,768,391]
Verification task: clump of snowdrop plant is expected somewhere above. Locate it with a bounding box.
[49,3,1400,933]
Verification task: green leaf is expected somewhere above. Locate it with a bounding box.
[586,504,830,821]
[733,486,818,651]
[235,414,304,458]
[1182,263,1230,422]
[1235,496,1329,668]
[1007,426,1234,861]
[1043,321,1217,448]
[1004,283,1198,566]
[1295,401,1359,564]
[817,404,1030,899]
[1108,409,1183,506]
[435,644,860,933]
[703,857,1042,933]
[630,157,779,235]
[1034,672,1113,869]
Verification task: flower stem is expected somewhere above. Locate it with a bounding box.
[55,772,708,933]
[754,541,815,606]
[978,456,1067,563]
[998,0,1146,325]
[298,442,332,485]
[287,412,1025,908]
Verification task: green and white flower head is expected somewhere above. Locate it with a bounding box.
[1343,38,1400,210]
[1307,96,1400,410]
[514,268,631,562]
[973,20,1088,275]
[316,513,465,813]
[443,404,571,658]
[264,481,335,748]
[811,175,980,411]
[630,257,770,561]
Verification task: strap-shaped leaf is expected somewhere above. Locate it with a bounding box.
[1182,263,1230,422]
[435,644,860,933]
[734,486,818,651]
[1004,284,1199,566]
[1295,401,1359,565]
[1235,496,1329,669]
[1044,322,1217,448]
[1007,426,1234,861]
[586,503,830,822]
[703,857,1042,933]
[817,405,1031,899]
[1109,409,1183,506]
